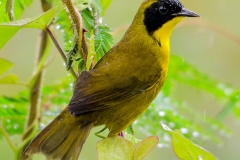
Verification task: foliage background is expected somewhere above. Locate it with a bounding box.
[0,0,240,159]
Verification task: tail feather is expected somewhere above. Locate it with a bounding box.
[24,108,94,160]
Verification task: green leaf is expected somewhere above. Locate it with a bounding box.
[81,8,94,31]
[134,136,159,160]
[0,116,27,135]
[97,136,135,160]
[97,136,158,160]
[0,0,34,22]
[100,0,112,15]
[0,8,55,49]
[95,25,114,61]
[0,76,73,136]
[41,77,73,106]
[93,0,102,14]
[124,132,141,144]
[74,0,93,11]
[0,58,13,75]
[0,74,18,84]
[0,92,29,135]
[86,31,95,70]
[161,123,218,160]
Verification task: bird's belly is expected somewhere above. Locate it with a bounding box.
[95,81,163,136]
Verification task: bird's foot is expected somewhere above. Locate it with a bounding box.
[118,131,125,137]
[95,126,107,139]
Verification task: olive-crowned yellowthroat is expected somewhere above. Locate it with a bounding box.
[24,0,199,159]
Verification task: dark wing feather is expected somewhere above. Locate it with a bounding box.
[67,68,160,116]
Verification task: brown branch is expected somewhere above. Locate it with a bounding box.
[46,27,78,79]
[61,0,87,63]
[18,1,51,159]
[5,0,15,21]
[61,0,82,33]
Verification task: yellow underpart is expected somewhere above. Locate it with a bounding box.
[153,17,184,53]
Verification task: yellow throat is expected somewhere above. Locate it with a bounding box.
[153,17,184,53]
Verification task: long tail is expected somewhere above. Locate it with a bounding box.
[23,108,94,160]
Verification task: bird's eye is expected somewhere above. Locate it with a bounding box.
[159,4,169,14]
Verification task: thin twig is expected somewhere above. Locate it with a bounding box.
[61,0,82,33]
[5,0,15,21]
[46,27,78,79]
[91,1,99,35]
[61,0,87,62]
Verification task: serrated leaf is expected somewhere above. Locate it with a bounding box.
[97,136,135,160]
[134,136,159,160]
[161,123,218,160]
[0,58,13,75]
[0,116,27,135]
[95,25,113,61]
[0,74,18,84]
[0,93,28,117]
[81,9,94,31]
[0,8,55,49]
[0,92,28,135]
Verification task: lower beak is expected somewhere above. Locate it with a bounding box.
[172,8,200,17]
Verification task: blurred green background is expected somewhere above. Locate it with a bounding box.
[0,0,240,159]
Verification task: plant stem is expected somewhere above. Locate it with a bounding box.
[61,0,82,33]
[91,1,99,35]
[19,29,47,160]
[5,0,15,21]
[61,0,88,63]
[46,27,78,79]
[18,1,51,159]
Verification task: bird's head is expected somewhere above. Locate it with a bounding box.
[143,0,199,34]
[130,0,199,47]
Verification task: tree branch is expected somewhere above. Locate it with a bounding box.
[46,27,78,79]
[61,0,88,63]
[18,1,52,159]
[5,0,15,21]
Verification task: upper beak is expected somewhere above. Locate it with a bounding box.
[172,8,200,17]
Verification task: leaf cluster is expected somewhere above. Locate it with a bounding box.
[55,0,114,72]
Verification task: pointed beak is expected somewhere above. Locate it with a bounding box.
[172,8,200,17]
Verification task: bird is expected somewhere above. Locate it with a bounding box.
[24,0,199,159]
